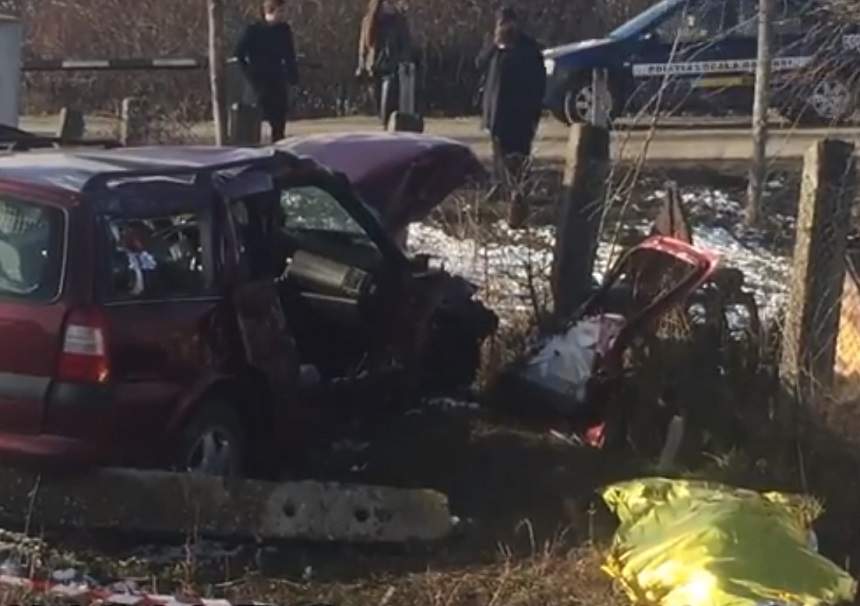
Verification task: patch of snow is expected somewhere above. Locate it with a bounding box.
[409,221,555,319]
[412,186,794,322]
[692,225,790,319]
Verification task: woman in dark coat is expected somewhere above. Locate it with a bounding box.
[235,0,300,142]
[476,8,546,227]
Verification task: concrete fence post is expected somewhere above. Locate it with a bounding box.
[228,103,261,145]
[551,123,611,320]
[387,62,424,133]
[590,68,611,128]
[780,138,857,425]
[56,107,85,140]
[398,61,416,115]
[120,97,148,146]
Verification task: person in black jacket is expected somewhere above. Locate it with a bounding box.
[235,0,300,142]
[476,7,546,228]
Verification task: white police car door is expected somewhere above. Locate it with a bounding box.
[625,0,747,114]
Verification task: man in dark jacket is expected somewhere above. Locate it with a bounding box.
[235,0,300,142]
[476,7,546,227]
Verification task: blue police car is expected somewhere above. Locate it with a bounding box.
[543,0,860,125]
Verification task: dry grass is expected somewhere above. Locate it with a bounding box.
[228,545,623,606]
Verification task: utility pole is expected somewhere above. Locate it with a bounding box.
[207,0,227,145]
[747,0,773,226]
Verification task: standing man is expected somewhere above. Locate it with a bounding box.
[235,0,300,142]
[476,7,546,228]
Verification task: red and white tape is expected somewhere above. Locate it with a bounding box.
[0,573,247,606]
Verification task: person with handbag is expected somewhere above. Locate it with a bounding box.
[476,7,546,228]
[356,0,414,123]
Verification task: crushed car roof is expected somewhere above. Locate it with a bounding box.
[279,132,486,229]
[0,146,273,195]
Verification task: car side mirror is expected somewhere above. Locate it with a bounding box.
[639,31,656,44]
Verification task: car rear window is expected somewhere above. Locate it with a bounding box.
[0,197,64,302]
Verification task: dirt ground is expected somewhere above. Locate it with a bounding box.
[43,405,636,604]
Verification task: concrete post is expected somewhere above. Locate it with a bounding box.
[120,97,148,146]
[229,103,261,145]
[0,467,453,543]
[590,68,611,128]
[56,108,85,140]
[551,124,610,319]
[780,139,857,416]
[0,15,22,127]
[386,111,425,133]
[398,62,416,115]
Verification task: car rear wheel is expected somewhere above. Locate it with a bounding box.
[558,77,615,125]
[562,81,594,124]
[176,401,247,477]
[779,77,857,126]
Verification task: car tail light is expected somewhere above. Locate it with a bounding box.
[57,307,111,384]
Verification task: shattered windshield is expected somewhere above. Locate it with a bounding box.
[280,186,368,237]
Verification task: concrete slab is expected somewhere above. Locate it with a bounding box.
[0,467,452,543]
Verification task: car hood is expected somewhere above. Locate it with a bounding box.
[278,132,486,232]
[544,37,616,60]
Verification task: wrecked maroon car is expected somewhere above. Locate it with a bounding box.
[278,132,486,240]
[497,236,719,447]
[0,146,497,477]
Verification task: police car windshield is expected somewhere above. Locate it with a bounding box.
[609,0,687,39]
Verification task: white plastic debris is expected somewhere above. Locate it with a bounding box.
[521,314,625,412]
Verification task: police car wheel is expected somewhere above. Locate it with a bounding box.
[808,79,855,123]
[563,82,596,124]
[781,77,856,125]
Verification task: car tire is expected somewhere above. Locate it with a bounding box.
[175,400,247,477]
[778,76,857,126]
[557,75,615,125]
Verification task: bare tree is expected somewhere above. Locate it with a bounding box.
[208,0,227,145]
[747,0,773,226]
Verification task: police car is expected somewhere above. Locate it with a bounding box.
[543,0,860,125]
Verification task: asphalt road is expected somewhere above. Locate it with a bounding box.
[19,113,860,167]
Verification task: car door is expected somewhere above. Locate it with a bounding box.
[625,0,746,115]
[99,206,223,468]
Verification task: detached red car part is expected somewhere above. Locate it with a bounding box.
[497,236,720,445]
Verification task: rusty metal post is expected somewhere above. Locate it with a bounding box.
[56,107,84,140]
[551,123,610,320]
[228,102,261,145]
[120,97,148,146]
[780,139,857,422]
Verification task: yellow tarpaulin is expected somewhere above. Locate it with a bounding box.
[602,478,857,606]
